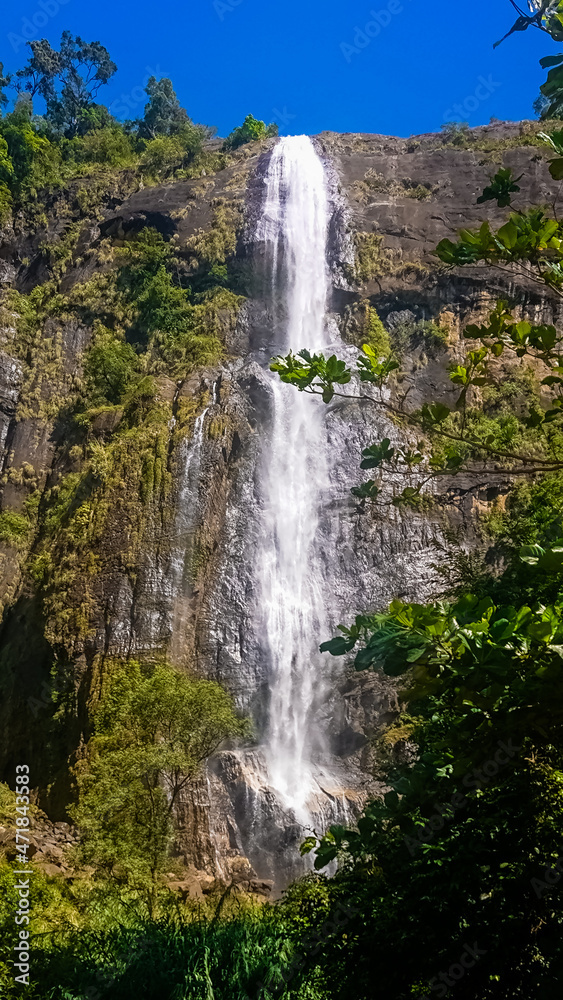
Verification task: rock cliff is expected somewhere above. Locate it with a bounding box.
[0,121,560,889]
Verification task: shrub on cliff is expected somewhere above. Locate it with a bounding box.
[223,113,278,151]
[62,125,135,168]
[83,329,141,406]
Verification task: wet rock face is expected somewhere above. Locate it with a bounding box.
[0,352,23,456]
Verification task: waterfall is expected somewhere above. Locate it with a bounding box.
[183,136,442,889]
[170,389,215,634]
[257,136,333,820]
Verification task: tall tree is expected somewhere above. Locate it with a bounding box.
[0,63,11,113]
[71,661,246,913]
[15,32,117,137]
[136,76,190,139]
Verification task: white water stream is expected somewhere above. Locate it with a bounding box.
[257,136,333,821]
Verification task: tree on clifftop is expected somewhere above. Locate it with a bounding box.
[223,113,278,151]
[136,76,191,139]
[15,32,117,136]
[0,64,11,112]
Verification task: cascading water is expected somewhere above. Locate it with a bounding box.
[257,136,334,822]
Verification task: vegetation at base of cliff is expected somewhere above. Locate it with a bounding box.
[71,661,247,912]
[0,884,328,1000]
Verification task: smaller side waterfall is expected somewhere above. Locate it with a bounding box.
[169,386,217,658]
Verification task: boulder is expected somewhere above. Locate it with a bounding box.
[35,861,64,877]
[166,875,204,901]
[0,828,38,860]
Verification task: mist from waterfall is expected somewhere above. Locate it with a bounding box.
[257,136,332,819]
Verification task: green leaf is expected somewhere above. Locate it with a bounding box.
[477,169,521,209]
[351,480,379,500]
[320,636,356,656]
[497,221,518,249]
[421,403,451,425]
[300,836,318,856]
[549,158,563,180]
[361,439,395,470]
[540,54,563,69]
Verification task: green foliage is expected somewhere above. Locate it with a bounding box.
[63,125,135,167]
[3,908,328,1000]
[435,208,563,279]
[140,124,207,178]
[83,330,141,406]
[363,306,391,357]
[477,167,522,207]
[347,231,391,283]
[539,50,563,118]
[0,180,12,224]
[0,510,31,546]
[271,349,352,403]
[439,120,470,145]
[15,32,117,137]
[0,106,63,202]
[486,473,563,546]
[389,317,450,357]
[136,76,192,139]
[71,661,246,907]
[223,114,278,151]
[0,53,218,217]
[272,280,563,505]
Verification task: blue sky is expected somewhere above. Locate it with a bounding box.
[1,0,558,137]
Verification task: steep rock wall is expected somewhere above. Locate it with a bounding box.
[0,122,560,883]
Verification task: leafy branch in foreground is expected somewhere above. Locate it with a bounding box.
[271,304,563,506]
[291,535,563,999]
[271,155,563,508]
